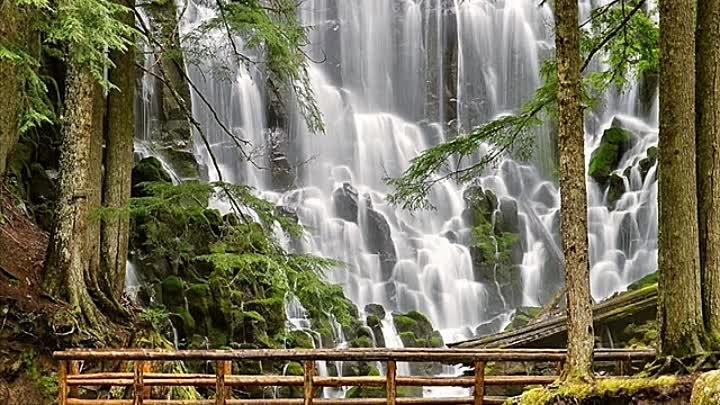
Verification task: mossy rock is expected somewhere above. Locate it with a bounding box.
[159,147,200,179]
[132,157,171,197]
[504,306,543,332]
[513,376,676,405]
[607,173,626,209]
[366,315,381,328]
[691,370,720,405]
[160,276,185,307]
[346,386,422,399]
[588,127,633,185]
[287,330,315,349]
[350,335,374,348]
[638,146,658,181]
[364,303,386,319]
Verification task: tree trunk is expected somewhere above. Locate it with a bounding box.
[658,0,704,356]
[554,0,594,382]
[696,0,720,339]
[0,1,24,177]
[44,55,107,332]
[101,0,135,299]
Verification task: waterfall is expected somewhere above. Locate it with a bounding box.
[137,0,659,353]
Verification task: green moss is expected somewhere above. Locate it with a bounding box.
[399,331,417,347]
[406,310,430,325]
[692,371,720,405]
[514,377,677,405]
[287,330,315,349]
[351,336,374,348]
[393,315,417,332]
[366,315,381,328]
[161,276,186,308]
[285,362,304,376]
[588,127,632,184]
[132,157,171,196]
[627,272,658,291]
[346,386,423,399]
[504,307,542,332]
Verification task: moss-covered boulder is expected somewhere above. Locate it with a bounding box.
[158,147,201,180]
[504,306,543,332]
[691,370,720,405]
[462,185,498,226]
[638,146,658,181]
[588,127,633,185]
[364,304,386,347]
[132,157,171,197]
[346,385,423,399]
[392,310,444,375]
[607,173,626,209]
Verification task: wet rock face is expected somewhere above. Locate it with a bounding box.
[333,183,398,280]
[333,182,359,222]
[462,185,498,226]
[269,128,295,191]
[363,208,397,280]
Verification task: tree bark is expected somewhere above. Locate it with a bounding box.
[658,0,705,356]
[101,0,135,299]
[696,0,720,339]
[0,1,24,178]
[554,0,594,382]
[44,55,107,332]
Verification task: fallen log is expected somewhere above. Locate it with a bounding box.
[450,283,657,349]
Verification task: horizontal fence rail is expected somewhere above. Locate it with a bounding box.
[54,349,656,405]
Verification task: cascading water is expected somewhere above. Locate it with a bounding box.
[138,0,659,376]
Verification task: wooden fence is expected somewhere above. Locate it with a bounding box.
[54,348,656,405]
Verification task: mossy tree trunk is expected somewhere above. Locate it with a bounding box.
[101,0,136,300]
[44,54,108,332]
[658,0,705,356]
[696,0,720,340]
[0,1,24,177]
[554,0,594,382]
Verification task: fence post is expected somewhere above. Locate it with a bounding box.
[134,360,145,405]
[58,360,68,405]
[67,360,80,398]
[223,360,232,399]
[304,360,315,405]
[474,360,485,405]
[216,360,227,405]
[386,361,397,405]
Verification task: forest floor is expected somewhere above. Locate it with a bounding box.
[0,186,60,405]
[0,186,55,313]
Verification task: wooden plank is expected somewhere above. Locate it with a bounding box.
[58,360,68,405]
[134,361,145,405]
[216,360,226,405]
[304,361,315,405]
[52,348,656,362]
[64,397,509,405]
[63,374,559,388]
[386,361,397,405]
[473,360,485,405]
[223,361,232,398]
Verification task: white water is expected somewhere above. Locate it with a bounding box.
[135,0,659,377]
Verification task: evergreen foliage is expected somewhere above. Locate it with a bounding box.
[182,0,324,132]
[117,181,356,347]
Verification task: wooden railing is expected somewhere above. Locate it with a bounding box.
[54,349,656,405]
